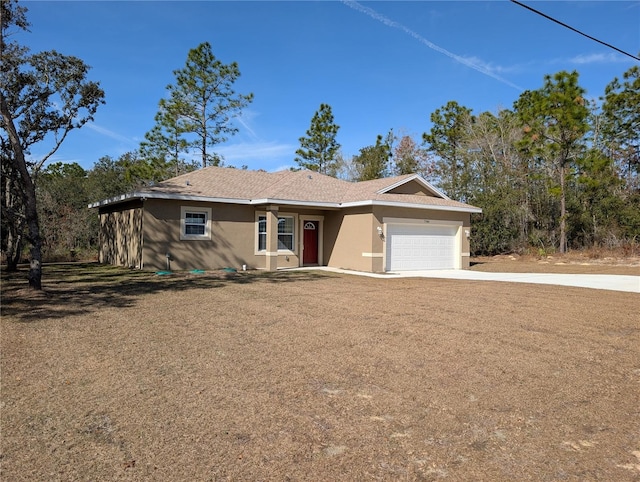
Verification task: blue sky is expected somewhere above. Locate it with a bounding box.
[18,1,640,172]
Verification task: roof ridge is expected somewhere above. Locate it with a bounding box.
[161,164,222,178]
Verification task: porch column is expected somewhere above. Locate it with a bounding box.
[265,205,279,271]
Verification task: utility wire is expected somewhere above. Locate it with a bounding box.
[510,0,640,62]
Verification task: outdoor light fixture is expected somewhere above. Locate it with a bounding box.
[376,226,383,235]
[465,229,470,238]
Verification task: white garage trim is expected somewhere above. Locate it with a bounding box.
[383,218,463,271]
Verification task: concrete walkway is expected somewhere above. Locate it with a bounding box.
[299,267,640,293]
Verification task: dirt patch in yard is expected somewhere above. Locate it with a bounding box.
[471,253,640,276]
[2,264,639,480]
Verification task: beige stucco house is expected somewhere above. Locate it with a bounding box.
[90,166,481,273]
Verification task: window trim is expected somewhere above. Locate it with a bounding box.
[180,206,212,240]
[255,212,297,255]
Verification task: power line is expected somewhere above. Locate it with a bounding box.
[510,0,640,62]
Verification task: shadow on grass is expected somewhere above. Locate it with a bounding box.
[1,263,336,322]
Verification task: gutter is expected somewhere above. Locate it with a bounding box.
[88,191,252,209]
[89,192,482,214]
[340,199,483,214]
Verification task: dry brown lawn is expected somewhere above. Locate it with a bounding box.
[2,261,639,481]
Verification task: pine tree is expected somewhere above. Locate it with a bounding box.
[295,103,341,175]
[514,71,590,253]
[146,42,253,169]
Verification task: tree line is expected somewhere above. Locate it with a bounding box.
[2,0,638,290]
[296,68,639,256]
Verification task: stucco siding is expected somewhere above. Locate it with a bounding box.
[325,208,378,272]
[98,203,143,268]
[138,201,332,271]
[142,199,259,271]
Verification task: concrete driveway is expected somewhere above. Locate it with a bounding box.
[304,267,640,293]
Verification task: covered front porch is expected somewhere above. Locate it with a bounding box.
[259,205,325,271]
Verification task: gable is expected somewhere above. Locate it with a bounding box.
[384,179,437,197]
[373,174,450,200]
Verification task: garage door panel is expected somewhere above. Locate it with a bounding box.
[386,224,457,271]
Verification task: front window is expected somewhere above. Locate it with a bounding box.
[277,216,294,250]
[258,215,295,251]
[181,206,211,240]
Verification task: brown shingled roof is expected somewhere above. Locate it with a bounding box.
[94,166,480,212]
[144,167,292,201]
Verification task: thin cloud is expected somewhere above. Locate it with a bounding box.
[569,52,632,65]
[86,123,136,145]
[342,0,523,91]
[460,56,520,75]
[234,110,259,140]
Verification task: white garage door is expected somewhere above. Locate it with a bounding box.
[386,223,458,271]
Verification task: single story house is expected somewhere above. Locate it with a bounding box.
[90,166,482,273]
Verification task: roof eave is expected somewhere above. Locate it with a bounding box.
[88,192,143,209]
[249,198,342,209]
[88,191,253,209]
[89,192,481,214]
[341,199,482,214]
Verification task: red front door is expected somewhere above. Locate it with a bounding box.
[303,221,318,265]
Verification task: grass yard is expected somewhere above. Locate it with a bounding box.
[2,262,639,481]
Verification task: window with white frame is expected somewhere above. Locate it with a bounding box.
[257,215,295,251]
[180,206,212,240]
[277,216,294,250]
[258,216,267,250]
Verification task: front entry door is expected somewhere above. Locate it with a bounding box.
[303,220,319,265]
